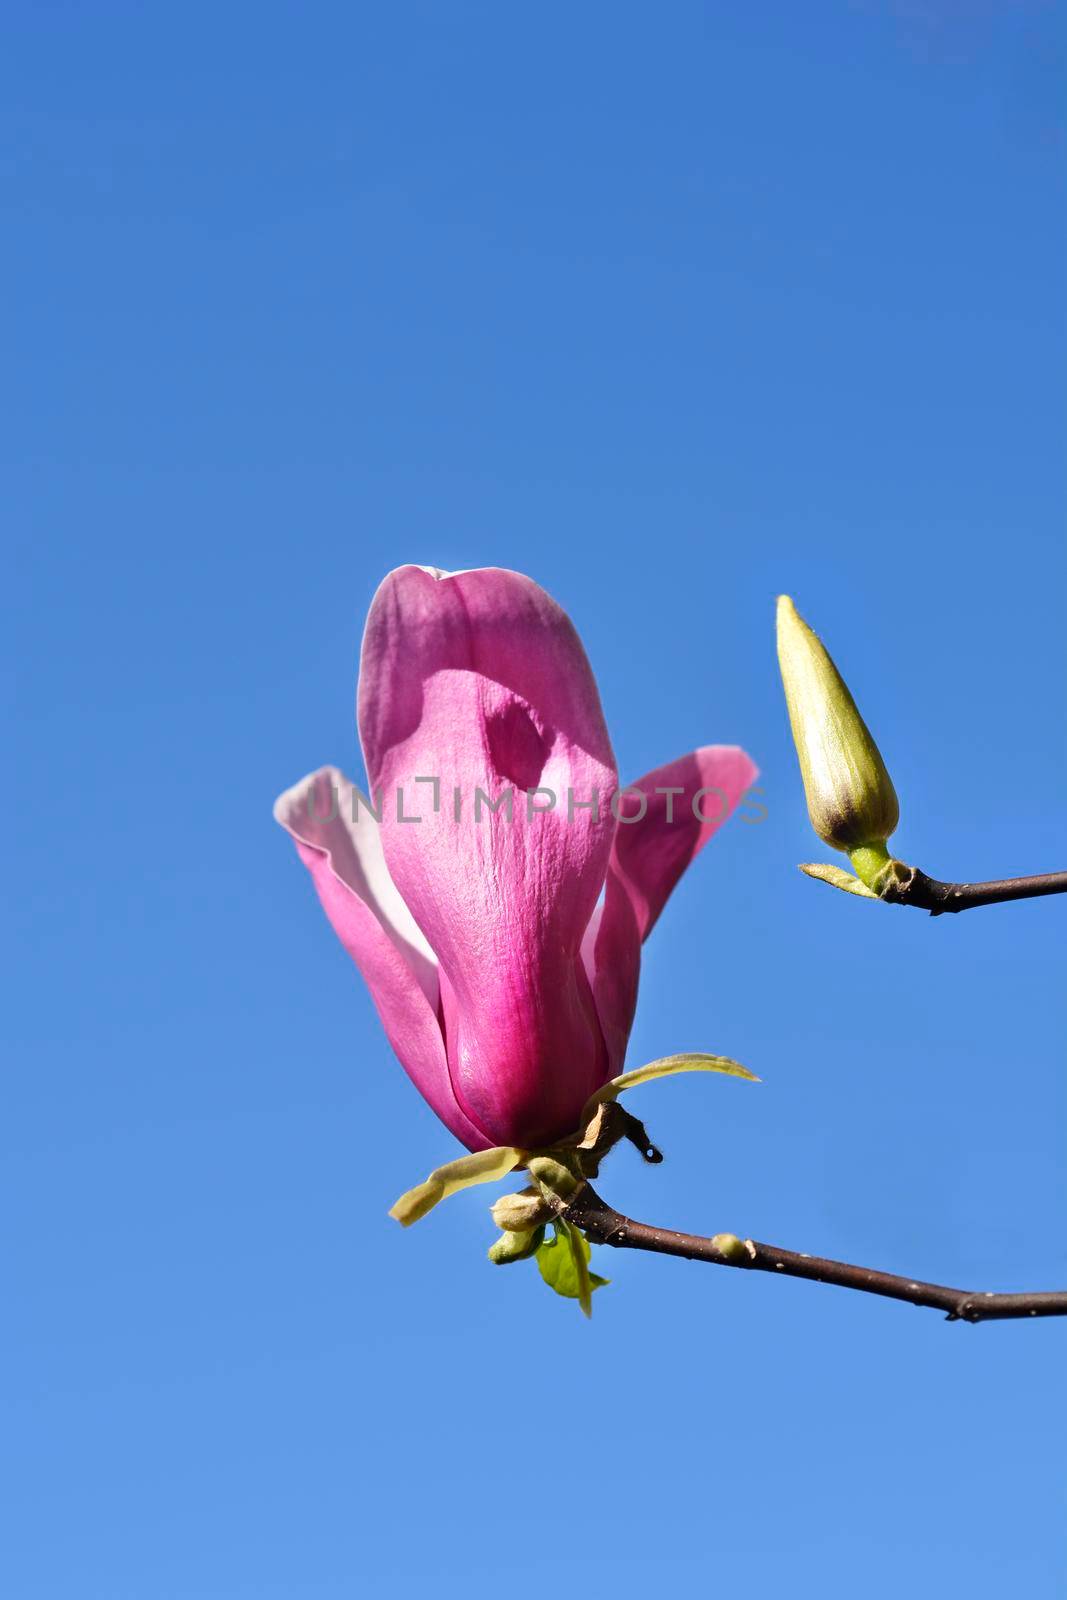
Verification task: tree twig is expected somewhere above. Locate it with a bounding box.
[882,867,1067,916]
[564,1184,1067,1323]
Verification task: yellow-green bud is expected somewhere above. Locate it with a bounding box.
[526,1155,583,1203]
[776,595,899,855]
[488,1226,544,1264]
[710,1232,749,1264]
[490,1187,553,1232]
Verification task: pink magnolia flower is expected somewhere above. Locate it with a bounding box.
[275,566,757,1152]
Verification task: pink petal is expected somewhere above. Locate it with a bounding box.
[274,766,490,1150]
[358,565,618,1148]
[583,746,759,1071]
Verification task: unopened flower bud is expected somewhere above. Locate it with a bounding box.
[491,1187,553,1232]
[776,595,899,856]
[488,1226,545,1265]
[527,1154,583,1203]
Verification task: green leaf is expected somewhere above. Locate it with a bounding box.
[799,861,879,899]
[389,1146,526,1227]
[578,1051,759,1129]
[536,1221,609,1317]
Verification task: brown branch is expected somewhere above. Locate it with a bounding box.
[882,867,1067,916]
[564,1184,1067,1324]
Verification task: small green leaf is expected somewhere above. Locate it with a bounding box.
[578,1051,759,1129]
[389,1145,526,1227]
[799,862,879,899]
[536,1222,609,1316]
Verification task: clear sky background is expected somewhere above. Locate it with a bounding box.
[5,5,1066,1596]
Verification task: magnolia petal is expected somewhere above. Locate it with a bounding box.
[608,746,760,939]
[358,564,618,1148]
[389,1145,526,1227]
[582,745,759,1073]
[274,767,488,1150]
[275,766,438,999]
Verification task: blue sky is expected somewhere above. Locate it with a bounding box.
[5,4,1066,1596]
